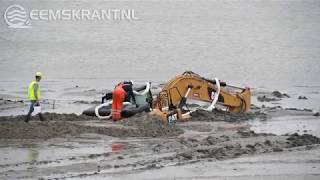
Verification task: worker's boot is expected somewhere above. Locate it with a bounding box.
[39,113,45,121]
[24,115,30,123]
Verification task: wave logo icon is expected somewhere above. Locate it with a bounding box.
[4,4,31,28]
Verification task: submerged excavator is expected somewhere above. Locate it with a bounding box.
[151,71,251,123]
[82,71,251,123]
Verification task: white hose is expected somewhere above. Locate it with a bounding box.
[95,101,132,119]
[95,101,112,119]
[204,77,221,111]
[181,109,196,119]
[176,78,221,120]
[133,82,150,96]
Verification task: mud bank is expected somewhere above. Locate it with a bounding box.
[0,107,270,140]
[170,132,320,164]
[256,90,290,102]
[0,108,320,179]
[65,133,320,179]
[2,129,319,180]
[0,106,318,139]
[0,113,182,139]
[191,109,267,122]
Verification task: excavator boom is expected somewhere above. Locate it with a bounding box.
[152,71,251,122]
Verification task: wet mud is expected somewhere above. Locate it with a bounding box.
[0,113,183,139]
[0,106,319,179]
[191,109,267,122]
[256,90,290,102]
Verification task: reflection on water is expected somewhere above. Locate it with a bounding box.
[28,149,39,162]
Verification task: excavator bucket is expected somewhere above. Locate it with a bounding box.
[227,87,251,113]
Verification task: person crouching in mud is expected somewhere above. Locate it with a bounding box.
[25,72,44,122]
[112,81,136,121]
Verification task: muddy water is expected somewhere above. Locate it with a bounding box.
[0,133,181,179]
[0,134,111,165]
[111,147,320,180]
[250,115,320,137]
[0,0,320,115]
[1,0,320,179]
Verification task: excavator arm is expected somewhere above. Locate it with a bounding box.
[152,71,251,122]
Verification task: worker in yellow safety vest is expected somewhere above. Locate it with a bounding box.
[25,72,44,122]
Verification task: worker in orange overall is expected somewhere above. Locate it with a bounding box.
[112,81,136,121]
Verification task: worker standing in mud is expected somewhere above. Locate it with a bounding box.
[112,81,136,121]
[25,72,44,122]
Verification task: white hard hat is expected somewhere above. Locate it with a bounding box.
[35,72,42,77]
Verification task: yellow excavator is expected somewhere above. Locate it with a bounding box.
[84,71,251,123]
[151,71,251,123]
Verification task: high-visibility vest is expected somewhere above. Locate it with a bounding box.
[28,80,41,100]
